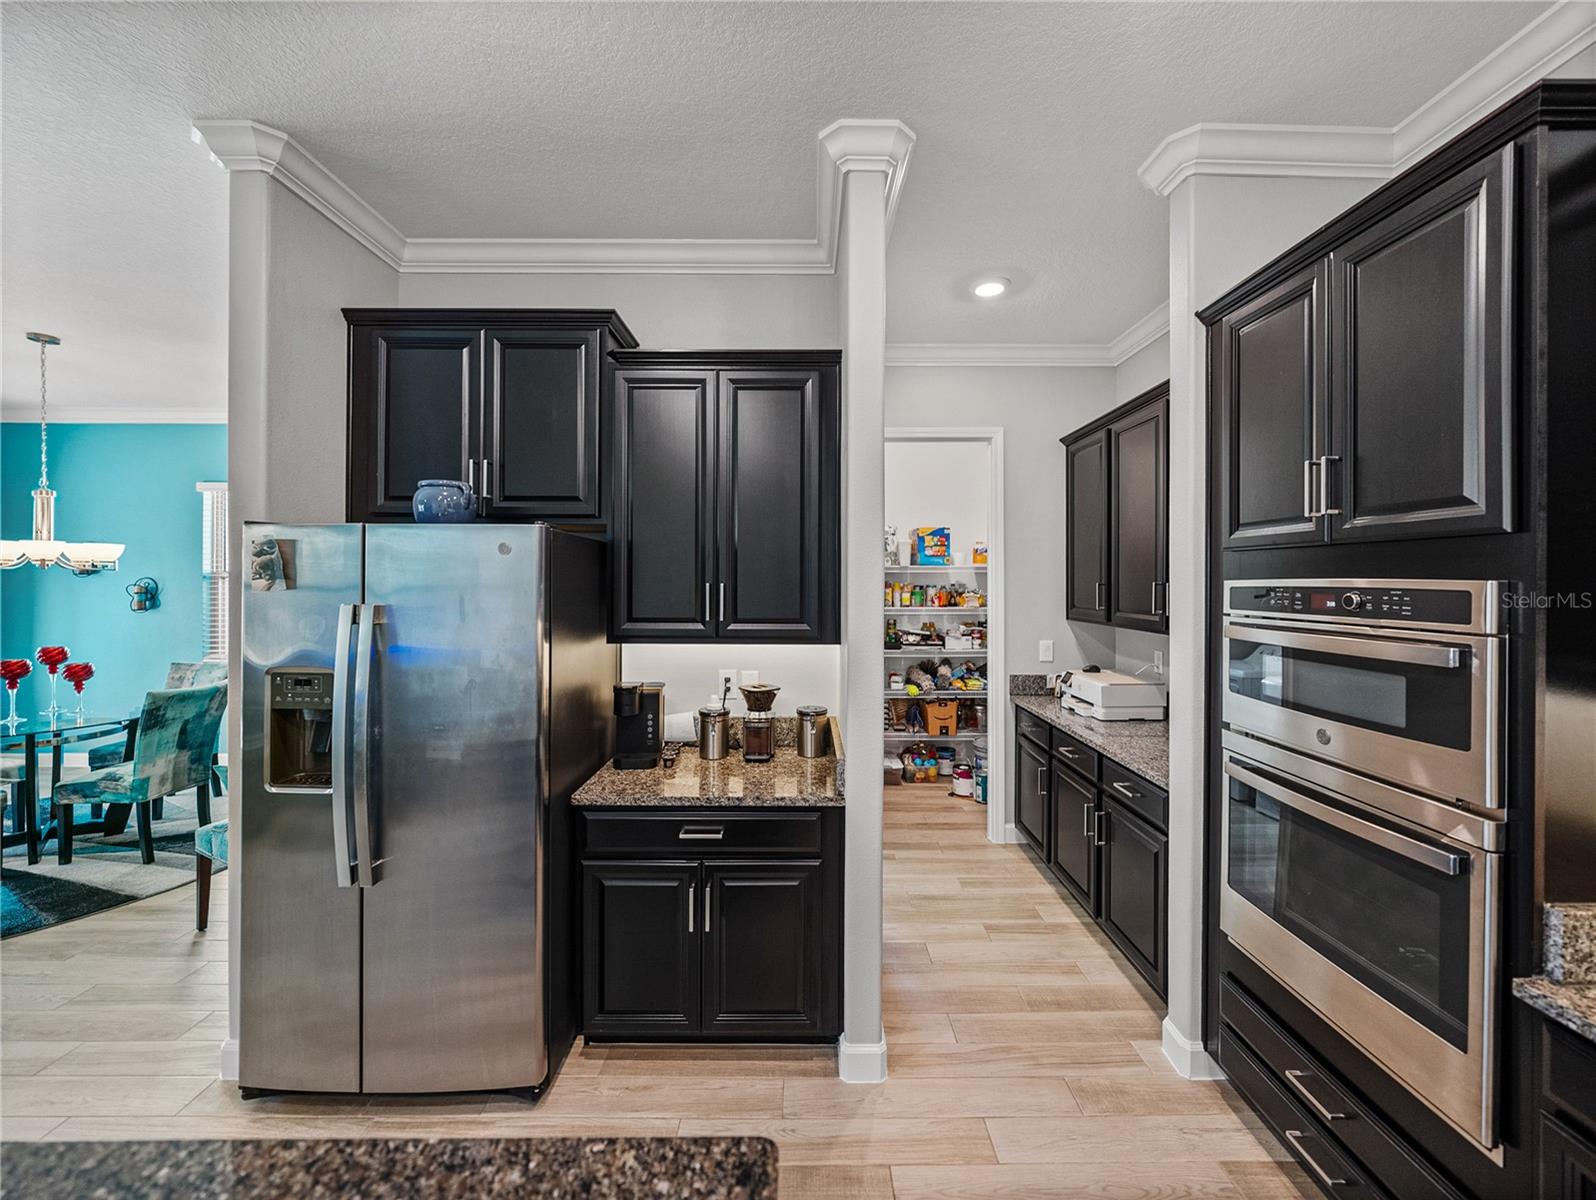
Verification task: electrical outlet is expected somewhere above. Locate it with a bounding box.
[716,667,737,699]
[1153,649,1165,675]
[1039,639,1054,663]
[740,669,760,685]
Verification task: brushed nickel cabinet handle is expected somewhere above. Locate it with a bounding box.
[1317,455,1341,516]
[687,884,695,933]
[1285,1069,1347,1122]
[1285,1131,1347,1188]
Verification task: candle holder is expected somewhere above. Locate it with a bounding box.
[0,660,31,731]
[64,662,95,722]
[35,646,70,718]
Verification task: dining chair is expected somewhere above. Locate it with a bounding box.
[50,684,228,865]
[86,661,228,812]
[193,818,228,931]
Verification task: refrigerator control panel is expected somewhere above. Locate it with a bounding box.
[270,669,334,711]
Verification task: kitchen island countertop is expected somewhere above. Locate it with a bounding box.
[575,744,843,807]
[1515,902,1596,1044]
[0,1137,778,1199]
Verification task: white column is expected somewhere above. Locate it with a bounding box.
[825,120,915,1083]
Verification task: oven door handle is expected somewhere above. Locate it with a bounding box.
[1225,760,1466,876]
[1222,623,1464,670]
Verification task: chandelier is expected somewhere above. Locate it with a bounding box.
[0,333,125,574]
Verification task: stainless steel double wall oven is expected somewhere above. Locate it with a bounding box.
[1220,579,1507,1153]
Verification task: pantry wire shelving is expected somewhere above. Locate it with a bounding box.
[884,556,990,763]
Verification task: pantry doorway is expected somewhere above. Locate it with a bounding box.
[883,427,1008,844]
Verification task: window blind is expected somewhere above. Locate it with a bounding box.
[197,482,229,662]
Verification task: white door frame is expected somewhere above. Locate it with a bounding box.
[884,426,1009,844]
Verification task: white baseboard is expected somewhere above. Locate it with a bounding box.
[1161,1017,1224,1080]
[996,822,1023,844]
[837,1034,888,1082]
[220,1038,239,1082]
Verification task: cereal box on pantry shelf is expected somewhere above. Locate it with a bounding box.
[913,527,951,565]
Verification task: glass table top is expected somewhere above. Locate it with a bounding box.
[0,713,135,748]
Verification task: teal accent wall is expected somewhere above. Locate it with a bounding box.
[1,424,227,720]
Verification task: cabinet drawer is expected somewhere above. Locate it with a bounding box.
[1221,979,1465,1200]
[1051,729,1098,780]
[1100,758,1167,830]
[583,810,825,856]
[1222,1032,1385,1198]
[1545,1020,1596,1134]
[1015,707,1053,747]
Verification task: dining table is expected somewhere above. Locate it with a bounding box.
[1,713,138,866]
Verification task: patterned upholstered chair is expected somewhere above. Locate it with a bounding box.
[194,818,228,931]
[86,661,228,816]
[50,684,228,866]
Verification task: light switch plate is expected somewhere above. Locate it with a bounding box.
[1039,640,1054,663]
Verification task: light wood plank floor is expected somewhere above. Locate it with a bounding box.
[1,784,1313,1197]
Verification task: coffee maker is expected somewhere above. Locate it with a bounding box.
[612,682,664,770]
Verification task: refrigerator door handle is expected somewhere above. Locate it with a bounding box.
[330,603,358,887]
[351,603,385,888]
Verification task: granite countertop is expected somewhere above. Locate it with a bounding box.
[0,1137,777,1199]
[1010,691,1169,789]
[1515,902,1596,1043]
[574,744,843,807]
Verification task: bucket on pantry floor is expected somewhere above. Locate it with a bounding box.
[951,762,975,797]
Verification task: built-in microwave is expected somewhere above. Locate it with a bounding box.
[1222,579,1505,809]
[1220,730,1505,1154]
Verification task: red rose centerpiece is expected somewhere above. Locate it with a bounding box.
[63,661,95,719]
[35,646,70,718]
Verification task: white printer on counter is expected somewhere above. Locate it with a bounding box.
[1055,666,1166,721]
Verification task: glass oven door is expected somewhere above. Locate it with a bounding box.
[1222,620,1501,807]
[1221,751,1499,1151]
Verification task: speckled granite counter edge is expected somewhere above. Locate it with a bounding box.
[1011,693,1170,789]
[1514,976,1596,1044]
[1546,902,1596,983]
[0,1137,779,1200]
[573,743,844,808]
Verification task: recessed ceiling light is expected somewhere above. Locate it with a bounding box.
[971,277,1010,299]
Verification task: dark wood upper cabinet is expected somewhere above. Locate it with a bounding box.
[717,370,836,641]
[1328,146,1513,541]
[483,326,602,519]
[1215,263,1328,550]
[348,325,478,520]
[1064,429,1110,623]
[345,309,636,523]
[581,861,699,1038]
[1062,382,1170,632]
[1109,395,1169,631]
[701,860,827,1038]
[610,369,717,640]
[610,351,841,644]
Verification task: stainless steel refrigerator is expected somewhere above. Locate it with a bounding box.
[240,523,615,1095]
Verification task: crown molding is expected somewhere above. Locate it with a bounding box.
[191,120,406,268]
[1108,301,1171,363]
[192,118,915,275]
[1,405,226,424]
[1137,0,1596,196]
[886,300,1171,370]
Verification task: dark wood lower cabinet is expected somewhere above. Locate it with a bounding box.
[1012,705,1166,999]
[1049,760,1095,909]
[580,807,841,1042]
[1099,797,1167,995]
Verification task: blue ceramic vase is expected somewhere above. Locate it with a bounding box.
[412,480,477,523]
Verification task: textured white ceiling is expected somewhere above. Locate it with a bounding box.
[1,1,1552,417]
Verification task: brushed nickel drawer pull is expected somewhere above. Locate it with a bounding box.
[687,884,695,933]
[1285,1069,1347,1122]
[678,826,725,840]
[1285,1131,1347,1188]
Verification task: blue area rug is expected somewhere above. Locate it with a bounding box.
[1,792,224,938]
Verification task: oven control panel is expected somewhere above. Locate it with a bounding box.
[1228,584,1476,627]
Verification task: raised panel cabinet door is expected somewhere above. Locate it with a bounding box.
[1215,260,1329,549]
[1109,391,1169,632]
[348,325,478,521]
[1049,759,1097,912]
[483,327,602,518]
[716,370,837,641]
[1100,797,1167,996]
[1542,1115,1596,1200]
[1329,147,1513,542]
[582,862,700,1037]
[701,860,827,1037]
[1065,429,1110,622]
[1015,734,1050,856]
[611,369,717,639]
